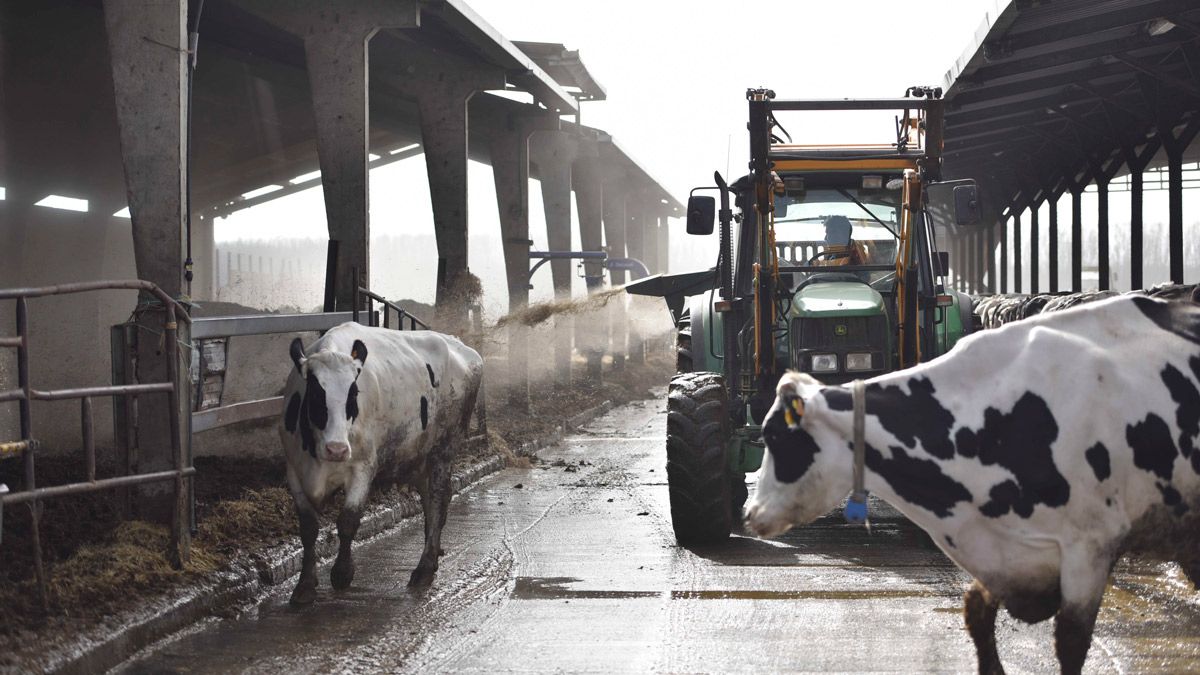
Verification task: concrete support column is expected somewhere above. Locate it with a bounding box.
[490,117,539,410]
[999,216,1008,294]
[573,145,605,381]
[625,206,647,364]
[985,222,996,293]
[658,215,670,274]
[1012,211,1022,294]
[531,130,579,384]
[643,213,660,275]
[1070,187,1083,292]
[103,0,191,548]
[1048,195,1059,293]
[602,182,628,370]
[1130,168,1145,290]
[1029,202,1040,294]
[241,0,420,311]
[1096,178,1110,291]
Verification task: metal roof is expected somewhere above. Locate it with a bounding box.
[940,0,1200,214]
[512,41,608,102]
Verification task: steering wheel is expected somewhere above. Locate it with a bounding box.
[793,272,868,293]
[805,249,853,265]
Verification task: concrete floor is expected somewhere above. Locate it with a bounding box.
[116,396,1200,674]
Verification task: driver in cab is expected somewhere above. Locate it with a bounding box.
[814,215,870,266]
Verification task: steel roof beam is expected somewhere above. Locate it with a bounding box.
[1111,52,1200,103]
[993,0,1198,53]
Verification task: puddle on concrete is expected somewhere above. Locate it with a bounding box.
[511,578,953,602]
[512,577,660,600]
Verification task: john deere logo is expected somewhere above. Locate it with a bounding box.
[834,324,848,336]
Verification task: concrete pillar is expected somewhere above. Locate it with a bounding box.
[1070,187,1083,292]
[240,0,419,311]
[999,215,1008,294]
[490,113,558,409]
[1130,168,1145,290]
[1012,211,1022,294]
[103,0,191,551]
[985,223,996,293]
[602,180,628,370]
[401,50,505,328]
[1048,195,1059,293]
[573,143,605,381]
[643,212,660,275]
[657,215,670,274]
[1096,178,1110,291]
[531,130,578,384]
[625,205,647,364]
[1029,202,1040,294]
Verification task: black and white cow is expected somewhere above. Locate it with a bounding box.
[745,294,1200,674]
[279,322,483,605]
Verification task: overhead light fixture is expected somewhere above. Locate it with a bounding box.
[0,186,6,200]
[1147,18,1176,36]
[35,194,89,212]
[113,206,131,218]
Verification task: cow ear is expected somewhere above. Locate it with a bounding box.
[289,337,306,374]
[350,339,368,368]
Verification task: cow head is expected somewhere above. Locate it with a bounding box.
[288,337,368,462]
[745,372,851,538]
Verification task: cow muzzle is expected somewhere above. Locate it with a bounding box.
[323,441,350,462]
[743,502,793,540]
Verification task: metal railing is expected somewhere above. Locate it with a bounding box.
[352,278,429,330]
[0,280,193,611]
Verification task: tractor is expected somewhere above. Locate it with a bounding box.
[627,87,982,544]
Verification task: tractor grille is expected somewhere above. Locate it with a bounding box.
[792,315,889,381]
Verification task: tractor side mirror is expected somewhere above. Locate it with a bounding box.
[934,251,950,276]
[686,195,716,235]
[953,184,981,226]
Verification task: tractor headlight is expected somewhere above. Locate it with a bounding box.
[846,352,873,372]
[810,353,838,373]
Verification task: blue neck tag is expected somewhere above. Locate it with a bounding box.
[844,492,869,524]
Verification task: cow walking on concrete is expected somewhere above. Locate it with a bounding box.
[745,294,1200,674]
[279,322,483,605]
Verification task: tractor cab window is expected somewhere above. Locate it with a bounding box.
[772,188,900,288]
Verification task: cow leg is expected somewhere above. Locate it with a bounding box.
[332,468,371,590]
[1054,549,1111,675]
[290,500,320,606]
[964,579,1004,675]
[410,441,453,587]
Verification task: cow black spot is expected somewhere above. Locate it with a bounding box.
[426,363,438,388]
[964,393,1069,519]
[420,396,429,430]
[284,393,302,433]
[305,372,328,431]
[945,535,956,549]
[955,427,979,459]
[1157,483,1189,517]
[1105,497,1113,507]
[346,382,359,421]
[1085,442,1111,482]
[861,378,956,460]
[1127,413,1177,481]
[824,387,851,411]
[864,442,972,518]
[762,405,820,483]
[1131,296,1200,345]
[1162,360,1200,474]
[297,395,316,458]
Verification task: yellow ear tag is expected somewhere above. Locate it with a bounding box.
[783,395,805,428]
[783,407,795,427]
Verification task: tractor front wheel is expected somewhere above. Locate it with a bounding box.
[666,371,733,544]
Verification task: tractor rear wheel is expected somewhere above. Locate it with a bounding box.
[666,371,732,544]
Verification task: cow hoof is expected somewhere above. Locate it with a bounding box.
[331,556,355,590]
[408,564,437,588]
[290,582,317,606]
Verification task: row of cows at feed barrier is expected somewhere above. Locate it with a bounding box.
[971,283,1199,330]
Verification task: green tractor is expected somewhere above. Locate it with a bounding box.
[628,88,982,544]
